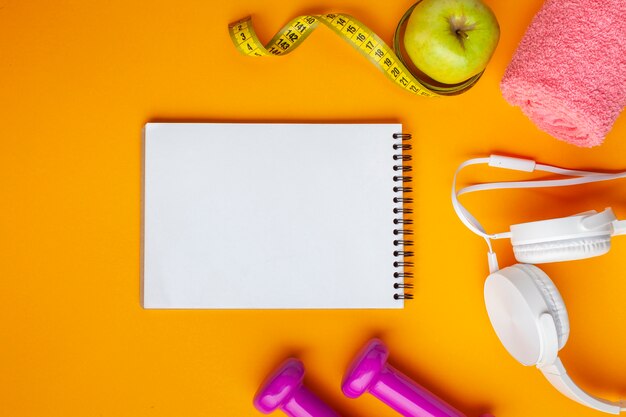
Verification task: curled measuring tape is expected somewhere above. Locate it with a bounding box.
[228,5,483,96]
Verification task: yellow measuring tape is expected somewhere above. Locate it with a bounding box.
[228,9,483,97]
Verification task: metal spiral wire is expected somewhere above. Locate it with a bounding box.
[392,132,413,301]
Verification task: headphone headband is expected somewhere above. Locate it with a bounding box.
[541,359,625,414]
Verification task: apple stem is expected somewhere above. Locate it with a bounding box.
[456,29,469,40]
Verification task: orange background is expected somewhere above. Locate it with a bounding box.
[1,0,626,416]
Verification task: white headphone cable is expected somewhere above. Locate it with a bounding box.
[452,155,626,273]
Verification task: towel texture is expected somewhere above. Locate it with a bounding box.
[500,0,626,147]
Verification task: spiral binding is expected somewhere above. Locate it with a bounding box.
[392,133,414,301]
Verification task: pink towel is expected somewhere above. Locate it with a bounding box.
[500,0,626,147]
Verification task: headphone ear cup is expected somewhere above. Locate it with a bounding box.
[514,264,570,349]
[484,264,570,366]
[513,236,611,264]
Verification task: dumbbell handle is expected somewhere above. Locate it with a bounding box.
[281,386,339,417]
[371,365,465,417]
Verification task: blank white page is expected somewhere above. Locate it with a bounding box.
[143,123,403,309]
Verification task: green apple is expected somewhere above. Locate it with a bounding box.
[403,0,500,85]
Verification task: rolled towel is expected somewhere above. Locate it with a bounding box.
[500,0,626,147]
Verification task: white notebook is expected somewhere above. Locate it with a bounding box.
[142,123,413,309]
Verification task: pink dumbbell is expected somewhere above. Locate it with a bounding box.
[254,358,340,417]
[342,339,494,417]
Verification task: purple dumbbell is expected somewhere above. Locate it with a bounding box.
[254,358,340,417]
[342,339,494,417]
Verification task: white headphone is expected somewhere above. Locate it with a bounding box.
[452,155,626,414]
